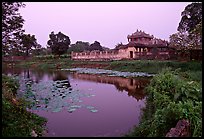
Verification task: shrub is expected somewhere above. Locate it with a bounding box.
[126,68,202,137]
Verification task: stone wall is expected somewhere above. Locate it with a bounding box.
[71,49,129,61]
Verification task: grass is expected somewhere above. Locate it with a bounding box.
[107,60,202,73]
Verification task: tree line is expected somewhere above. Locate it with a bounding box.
[2,2,109,57]
[2,2,202,58]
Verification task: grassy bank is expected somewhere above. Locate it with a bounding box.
[6,57,202,83]
[2,74,47,137]
[125,68,202,137]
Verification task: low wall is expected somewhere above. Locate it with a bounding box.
[71,49,177,61]
[71,50,126,61]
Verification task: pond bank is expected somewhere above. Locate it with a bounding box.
[2,74,47,137]
[124,69,202,137]
[3,58,202,82]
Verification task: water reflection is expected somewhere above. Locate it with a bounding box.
[2,66,22,76]
[2,67,150,137]
[3,67,150,101]
[71,73,150,101]
[52,71,71,89]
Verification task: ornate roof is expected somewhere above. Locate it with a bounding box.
[127,30,154,39]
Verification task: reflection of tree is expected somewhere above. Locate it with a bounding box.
[2,66,22,75]
[31,69,47,83]
[53,71,68,81]
[53,71,71,88]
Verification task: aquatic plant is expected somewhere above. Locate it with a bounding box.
[17,76,99,113]
[62,68,154,77]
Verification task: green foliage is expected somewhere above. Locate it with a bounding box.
[126,68,202,137]
[2,97,47,137]
[2,2,25,56]
[34,54,55,60]
[2,75,47,137]
[68,41,90,53]
[2,74,19,94]
[170,2,202,51]
[178,2,202,33]
[108,60,201,74]
[47,31,71,56]
[67,40,106,53]
[20,34,38,57]
[89,41,103,51]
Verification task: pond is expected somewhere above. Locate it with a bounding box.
[2,67,151,137]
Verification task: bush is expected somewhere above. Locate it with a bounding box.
[2,74,47,137]
[2,74,19,95]
[126,68,202,137]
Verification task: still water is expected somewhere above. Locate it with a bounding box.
[3,67,150,137]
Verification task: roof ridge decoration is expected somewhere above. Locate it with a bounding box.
[127,29,154,39]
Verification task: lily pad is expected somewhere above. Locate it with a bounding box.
[70,105,81,108]
[86,106,95,109]
[67,108,77,113]
[90,109,98,113]
[52,107,62,113]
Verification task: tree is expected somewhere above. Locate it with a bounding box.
[47,31,71,56]
[169,32,190,50]
[188,22,202,48]
[20,34,38,57]
[2,2,25,56]
[89,41,103,51]
[31,44,43,56]
[68,41,90,53]
[177,2,202,33]
[114,42,124,49]
[170,2,202,50]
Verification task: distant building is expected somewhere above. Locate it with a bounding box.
[71,30,176,61]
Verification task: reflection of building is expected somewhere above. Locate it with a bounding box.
[71,30,176,61]
[71,73,150,101]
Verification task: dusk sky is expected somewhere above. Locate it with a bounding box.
[19,2,191,49]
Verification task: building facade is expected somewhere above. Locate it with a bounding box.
[71,30,176,61]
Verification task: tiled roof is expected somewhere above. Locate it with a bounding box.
[127,41,169,48]
[127,30,154,39]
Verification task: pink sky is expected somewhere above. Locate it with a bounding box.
[19,2,191,49]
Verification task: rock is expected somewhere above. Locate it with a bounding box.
[166,119,190,137]
[31,130,38,137]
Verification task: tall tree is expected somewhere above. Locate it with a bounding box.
[31,44,43,56]
[2,2,25,56]
[47,31,71,56]
[188,22,202,48]
[177,2,202,33]
[169,32,190,50]
[20,34,38,57]
[68,41,90,53]
[89,41,103,51]
[114,42,124,49]
[170,2,202,50]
